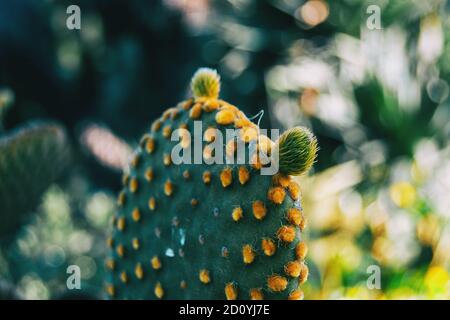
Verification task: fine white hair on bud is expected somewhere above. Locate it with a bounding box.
[273,126,318,176]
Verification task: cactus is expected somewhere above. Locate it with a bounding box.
[0,121,70,241]
[105,68,317,300]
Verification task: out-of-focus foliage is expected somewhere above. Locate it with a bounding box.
[264,0,450,299]
[0,0,449,299]
[0,279,22,299]
[4,186,114,299]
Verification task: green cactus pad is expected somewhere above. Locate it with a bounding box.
[0,121,70,241]
[106,69,316,300]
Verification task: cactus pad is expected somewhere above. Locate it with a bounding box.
[0,121,70,241]
[106,69,317,300]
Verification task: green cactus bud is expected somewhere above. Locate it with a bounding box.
[105,68,316,300]
[274,127,318,176]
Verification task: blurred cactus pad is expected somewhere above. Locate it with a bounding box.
[0,121,70,241]
[106,68,317,300]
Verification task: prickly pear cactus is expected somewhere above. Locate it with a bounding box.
[105,68,317,300]
[0,121,70,241]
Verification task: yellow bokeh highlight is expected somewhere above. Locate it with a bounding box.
[424,266,449,298]
[389,182,417,208]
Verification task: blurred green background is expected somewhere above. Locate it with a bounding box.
[0,0,449,299]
